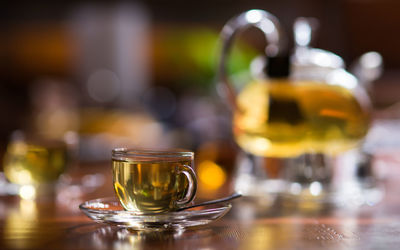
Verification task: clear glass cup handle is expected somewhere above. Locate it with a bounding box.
[176,165,197,207]
[217,9,287,109]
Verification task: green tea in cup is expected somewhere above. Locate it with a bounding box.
[112,148,197,214]
[3,132,69,186]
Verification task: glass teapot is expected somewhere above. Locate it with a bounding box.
[217,9,383,205]
[218,9,375,159]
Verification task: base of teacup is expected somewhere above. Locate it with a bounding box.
[117,200,196,215]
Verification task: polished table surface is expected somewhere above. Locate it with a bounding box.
[0,159,399,250]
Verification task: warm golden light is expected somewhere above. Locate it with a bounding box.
[4,199,38,249]
[19,185,37,200]
[198,160,227,190]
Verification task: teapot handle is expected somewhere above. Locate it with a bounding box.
[217,9,287,109]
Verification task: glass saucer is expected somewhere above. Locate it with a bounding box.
[79,197,232,230]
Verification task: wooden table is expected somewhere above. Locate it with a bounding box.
[0,160,399,250]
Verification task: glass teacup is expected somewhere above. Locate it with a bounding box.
[2,130,71,199]
[112,148,197,214]
[3,131,69,186]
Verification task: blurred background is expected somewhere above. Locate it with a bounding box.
[1,0,400,195]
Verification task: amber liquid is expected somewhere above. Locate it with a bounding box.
[233,80,370,157]
[113,159,190,213]
[3,141,68,185]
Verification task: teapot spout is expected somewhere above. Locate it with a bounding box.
[350,51,383,91]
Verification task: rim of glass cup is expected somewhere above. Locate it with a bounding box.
[112,148,194,161]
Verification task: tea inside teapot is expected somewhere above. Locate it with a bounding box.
[233,78,370,157]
